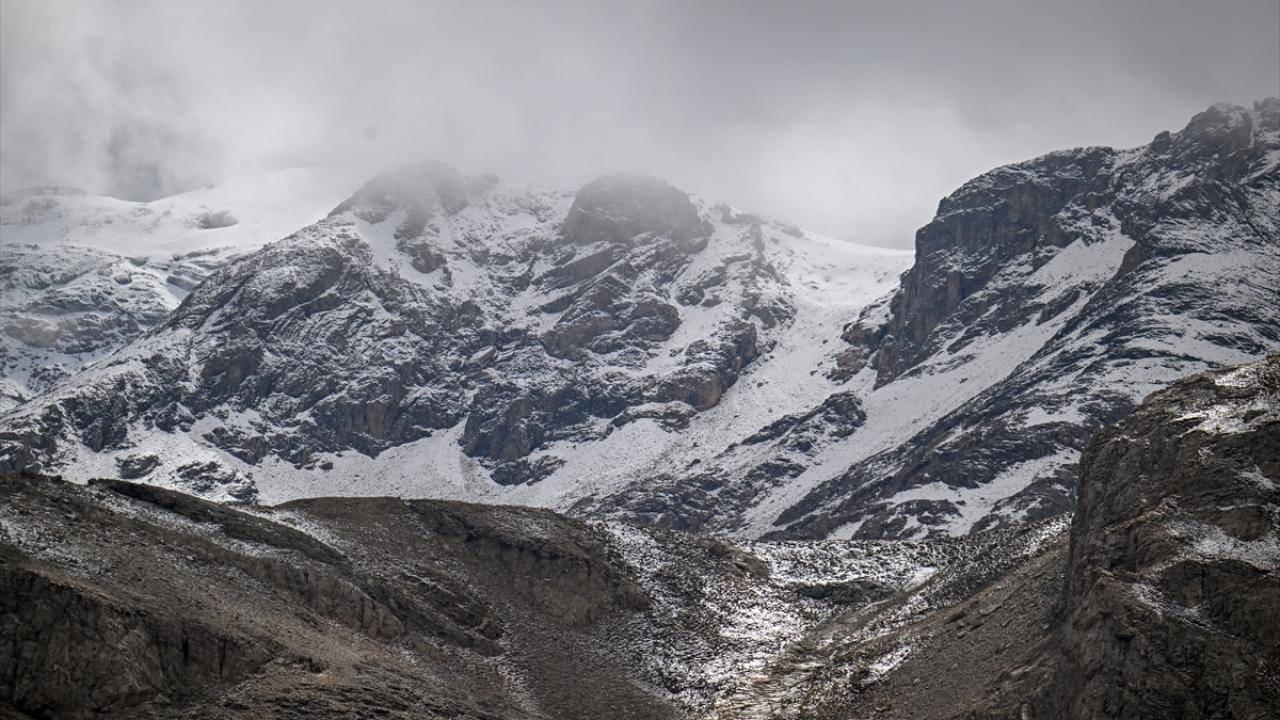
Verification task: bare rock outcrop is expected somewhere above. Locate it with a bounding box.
[1042,354,1280,718]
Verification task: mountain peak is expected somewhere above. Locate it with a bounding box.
[563,174,706,246]
[1177,100,1256,146]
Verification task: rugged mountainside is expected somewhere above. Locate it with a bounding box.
[0,473,674,720]
[1042,353,1280,717]
[0,162,909,509]
[555,99,1279,540]
[821,353,1280,720]
[0,100,1277,541]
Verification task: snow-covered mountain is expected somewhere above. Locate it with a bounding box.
[1,100,1276,541]
[0,168,365,409]
[0,162,911,505]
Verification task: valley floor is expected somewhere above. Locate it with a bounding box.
[0,473,1067,720]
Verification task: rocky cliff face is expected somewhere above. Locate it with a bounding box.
[847,101,1278,385]
[0,169,364,412]
[1041,353,1280,718]
[0,243,198,409]
[706,355,1279,719]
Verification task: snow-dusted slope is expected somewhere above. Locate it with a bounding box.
[1,167,365,256]
[0,162,910,506]
[0,168,365,408]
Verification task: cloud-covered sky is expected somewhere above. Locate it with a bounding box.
[2,0,1277,247]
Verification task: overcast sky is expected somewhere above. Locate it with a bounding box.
[2,0,1277,247]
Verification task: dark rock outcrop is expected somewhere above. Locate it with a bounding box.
[742,390,865,449]
[857,146,1115,383]
[1042,354,1280,718]
[845,100,1279,386]
[561,174,706,247]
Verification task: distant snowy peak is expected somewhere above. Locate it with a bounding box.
[0,168,365,409]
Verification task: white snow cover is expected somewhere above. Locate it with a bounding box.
[1,167,365,257]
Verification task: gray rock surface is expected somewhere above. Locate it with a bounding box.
[1042,354,1280,718]
[2,357,1274,718]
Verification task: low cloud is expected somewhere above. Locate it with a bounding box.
[2,0,1277,247]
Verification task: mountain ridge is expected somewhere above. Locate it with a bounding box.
[1,99,1276,542]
